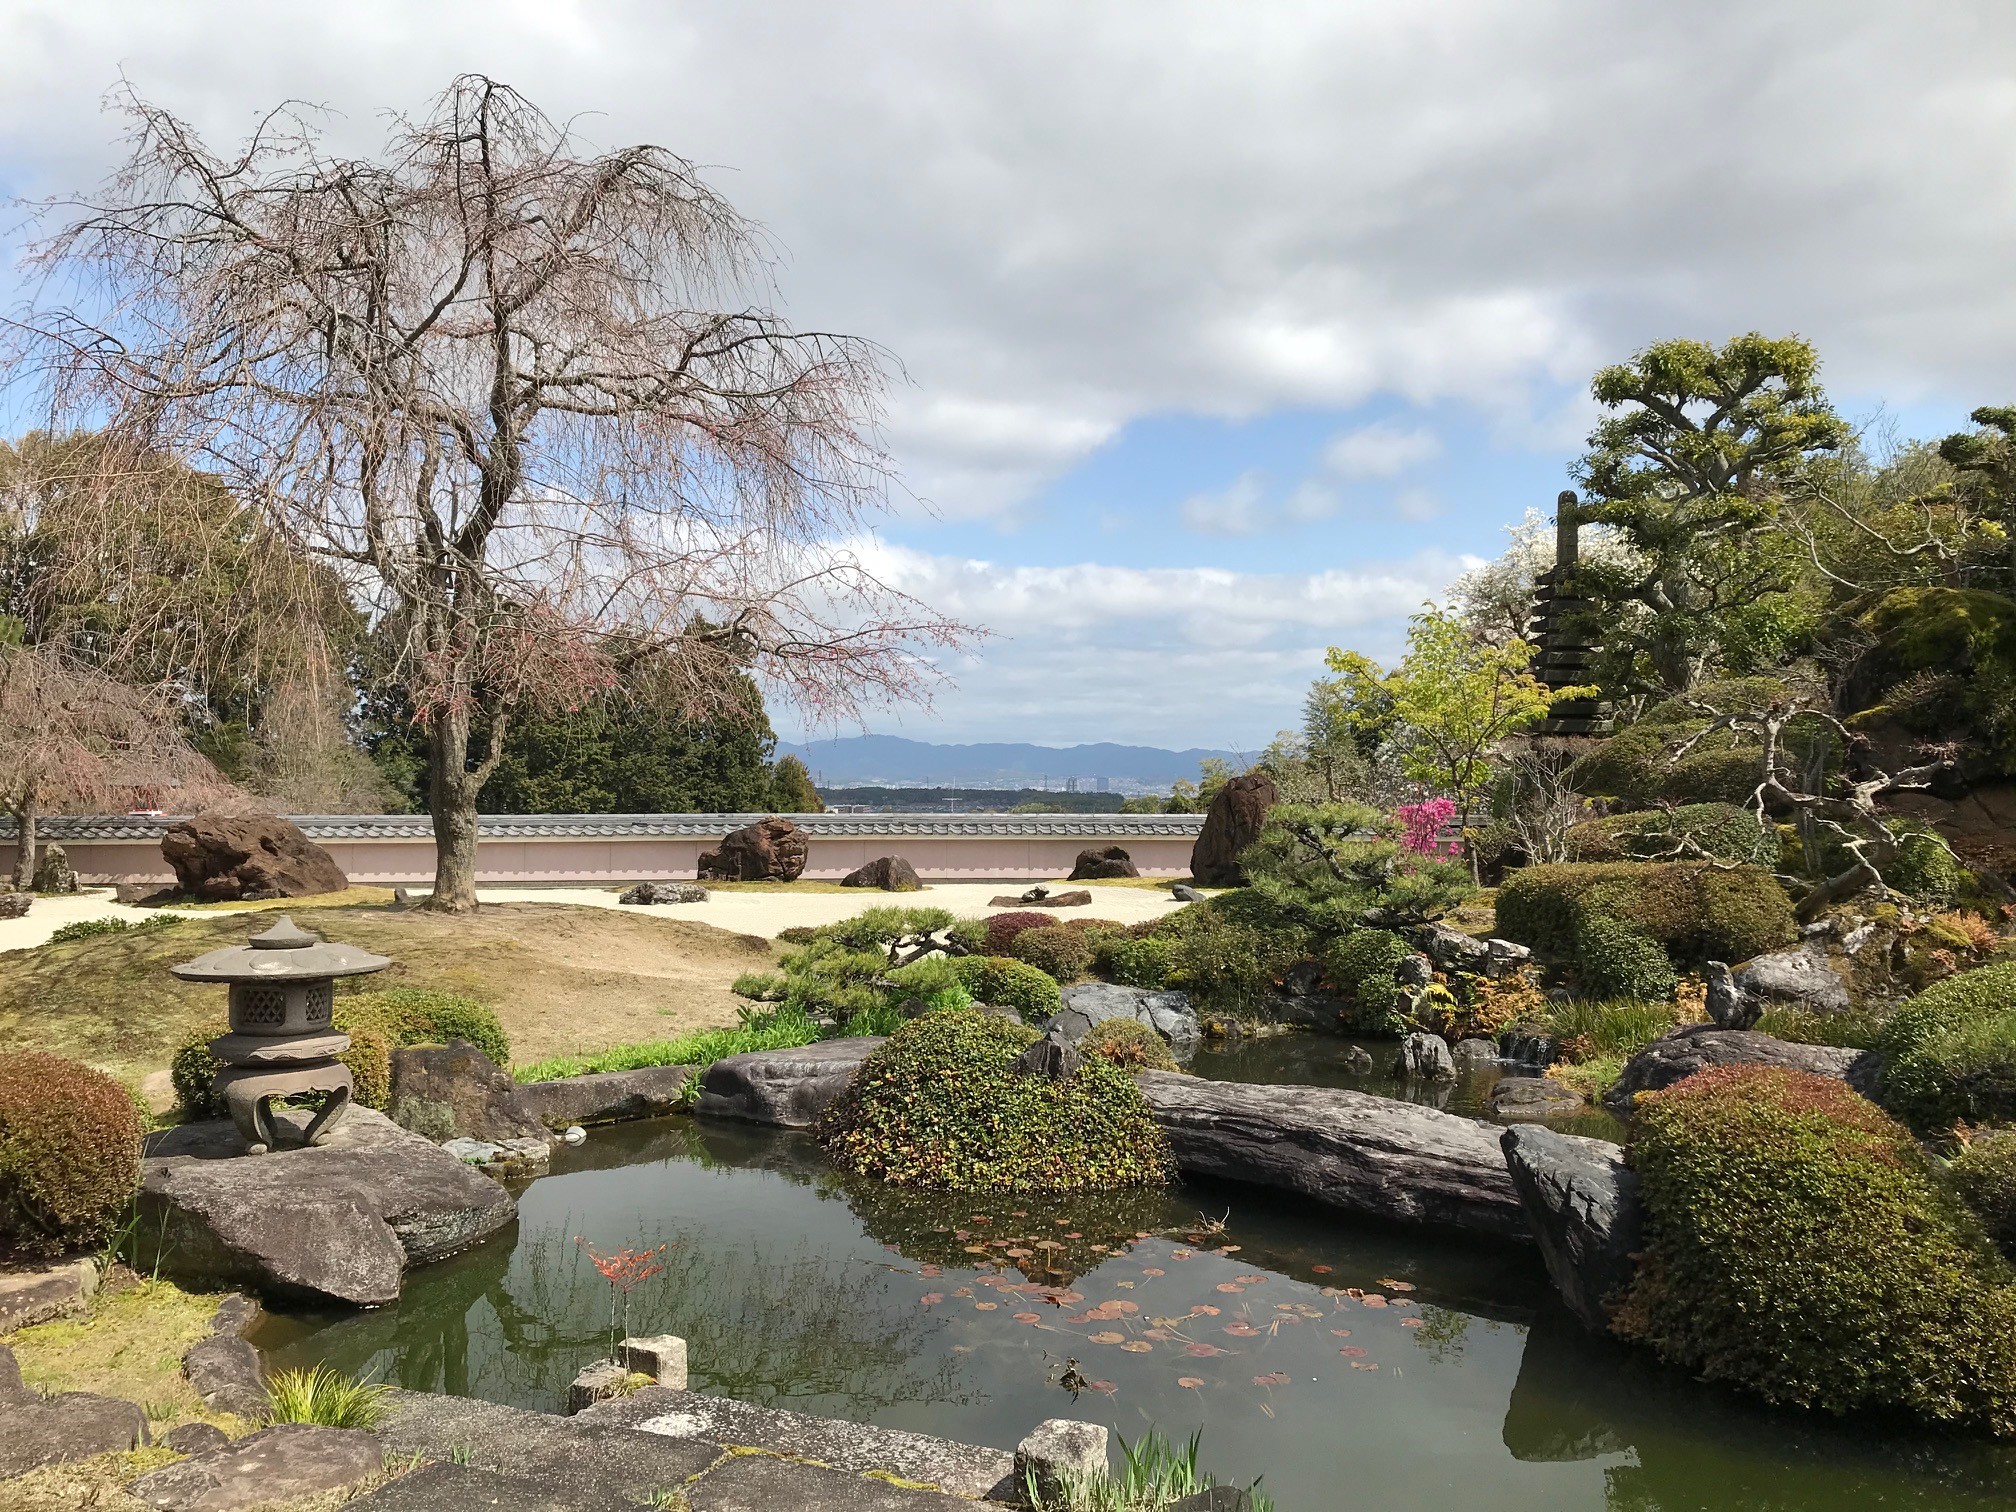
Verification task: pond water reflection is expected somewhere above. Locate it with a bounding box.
[257,1118,2016,1511]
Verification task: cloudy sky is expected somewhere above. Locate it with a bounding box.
[4,3,2014,750]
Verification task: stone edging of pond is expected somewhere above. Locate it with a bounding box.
[181,1291,270,1419]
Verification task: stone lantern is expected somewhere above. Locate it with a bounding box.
[171,916,391,1154]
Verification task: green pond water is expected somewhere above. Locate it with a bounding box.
[258,1112,2016,1511]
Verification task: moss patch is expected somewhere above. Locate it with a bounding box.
[10,1273,230,1429]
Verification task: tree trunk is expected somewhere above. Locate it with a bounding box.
[424,710,482,913]
[10,796,35,893]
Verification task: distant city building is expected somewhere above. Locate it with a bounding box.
[1095,776,1109,792]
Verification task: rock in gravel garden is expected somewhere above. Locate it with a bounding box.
[841,855,923,891]
[127,1424,383,1510]
[1067,845,1137,880]
[1501,1125,1645,1334]
[697,816,809,882]
[618,881,709,905]
[1189,772,1277,887]
[161,811,347,901]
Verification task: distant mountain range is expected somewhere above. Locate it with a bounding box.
[777,735,1241,788]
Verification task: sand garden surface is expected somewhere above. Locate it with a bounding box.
[0,880,1190,1092]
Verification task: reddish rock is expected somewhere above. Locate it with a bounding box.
[841,855,921,891]
[1068,845,1137,881]
[161,812,348,902]
[1189,772,1278,886]
[697,817,809,882]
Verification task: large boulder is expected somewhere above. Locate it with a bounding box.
[161,812,347,902]
[696,817,808,882]
[388,1041,551,1145]
[1049,982,1200,1049]
[30,843,77,895]
[1500,1126,1644,1333]
[1733,946,1853,1015]
[1488,1074,1590,1122]
[0,1345,149,1477]
[1188,772,1277,887]
[135,1107,516,1307]
[1420,921,1491,974]
[0,892,30,919]
[1067,846,1137,881]
[1393,1032,1456,1081]
[1603,1024,1874,1114]
[618,881,708,905]
[1135,1072,1530,1240]
[841,855,922,892]
[517,1065,697,1128]
[694,1038,885,1128]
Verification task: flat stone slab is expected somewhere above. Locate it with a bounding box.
[1136,1072,1531,1242]
[695,1039,885,1129]
[0,1257,97,1334]
[688,1452,980,1510]
[376,1389,720,1506]
[584,1387,1016,1500]
[128,1423,381,1510]
[0,1385,150,1477]
[518,1065,697,1128]
[1488,1075,1590,1121]
[346,1461,582,1511]
[138,1108,516,1307]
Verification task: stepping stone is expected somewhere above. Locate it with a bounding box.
[0,1386,150,1477]
[127,1423,382,1510]
[348,1461,584,1510]
[0,1257,98,1333]
[688,1453,983,1510]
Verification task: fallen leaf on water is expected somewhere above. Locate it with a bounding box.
[1107,1301,1140,1314]
[1144,1328,1177,1341]
[1311,1264,1332,1274]
[1089,1380,1117,1394]
[1237,1274,1268,1284]
[920,1293,944,1307]
[1185,1343,1224,1357]
[1121,1341,1154,1353]
[1379,1280,1417,1293]
[1114,1280,1135,1289]
[1346,1288,1365,1299]
[975,1302,998,1311]
[1013,1312,1042,1324]
[1006,1248,1032,1258]
[1339,1345,1367,1358]
[953,1287,973,1298]
[1253,1372,1290,1387]
[1177,1377,1204,1390]
[1192,1305,1222,1316]
[1215,1283,1245,1294]
[1361,1296,1388,1308]
[1142,1267,1165,1277]
[1224,1323,1260,1337]
[1089,1331,1126,1344]
[1350,1361,1379,1371]
[1401,1318,1424,1328]
[963,1246,988,1255]
[1171,1249,1194,1261]
[1330,1329,1352,1338]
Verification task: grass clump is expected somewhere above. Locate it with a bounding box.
[264,1364,394,1429]
[1079,1018,1179,1072]
[1876,962,2016,1128]
[0,1051,144,1257]
[514,1006,822,1083]
[1028,1428,1271,1512]
[1616,1064,2016,1433]
[821,1008,1172,1192]
[43,914,181,945]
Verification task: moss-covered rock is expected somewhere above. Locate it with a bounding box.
[820,1008,1172,1192]
[1877,962,2016,1128]
[1564,802,1780,868]
[1617,1064,2016,1433]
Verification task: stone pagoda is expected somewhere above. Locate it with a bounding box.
[1527,489,1613,737]
[170,916,390,1154]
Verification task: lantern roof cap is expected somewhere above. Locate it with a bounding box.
[169,915,392,983]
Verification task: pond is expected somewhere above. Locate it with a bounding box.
[1190,1032,1627,1142]
[257,1116,2016,1511]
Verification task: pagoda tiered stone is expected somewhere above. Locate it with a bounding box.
[170,917,391,1154]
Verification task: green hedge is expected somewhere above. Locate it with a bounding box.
[1877,962,2016,1128]
[1007,924,1096,982]
[1572,914,1678,1001]
[1496,861,1795,971]
[1567,678,1793,807]
[952,956,1063,1022]
[821,1008,1172,1192]
[1619,1064,2016,1433]
[0,1052,144,1257]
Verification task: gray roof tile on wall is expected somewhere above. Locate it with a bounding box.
[9,812,1206,842]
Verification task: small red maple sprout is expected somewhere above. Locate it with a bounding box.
[576,1236,674,1361]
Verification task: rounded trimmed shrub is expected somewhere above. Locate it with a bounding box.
[1099,935,1174,989]
[1888,831,1968,907]
[821,1008,1172,1192]
[1572,914,1677,1001]
[1080,1017,1179,1072]
[982,911,1055,955]
[953,956,1063,1022]
[0,1052,144,1257]
[172,1027,227,1120]
[1564,803,1780,868]
[343,988,510,1066]
[819,906,956,950]
[1617,1064,2016,1432]
[1495,861,1796,968]
[1877,963,2016,1129]
[1949,1132,2016,1262]
[1007,924,1095,982]
[1160,890,1316,1011]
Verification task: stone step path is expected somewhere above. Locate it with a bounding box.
[368,1388,1006,1510]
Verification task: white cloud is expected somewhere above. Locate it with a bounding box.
[1321,421,1443,480]
[1178,470,1269,536]
[1394,488,1443,523]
